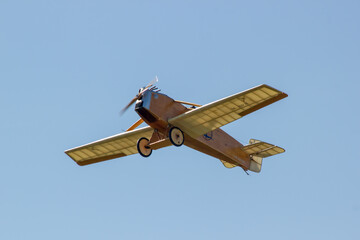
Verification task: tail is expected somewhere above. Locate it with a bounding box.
[241,139,285,173]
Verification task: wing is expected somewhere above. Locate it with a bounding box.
[168,84,287,138]
[65,126,153,166]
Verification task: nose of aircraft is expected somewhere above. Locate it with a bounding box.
[120,77,159,115]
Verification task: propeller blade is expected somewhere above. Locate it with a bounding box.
[120,77,159,115]
[120,96,138,115]
[144,76,158,89]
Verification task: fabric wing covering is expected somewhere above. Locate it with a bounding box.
[242,139,285,158]
[169,84,288,138]
[65,126,153,166]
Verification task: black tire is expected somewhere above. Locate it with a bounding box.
[169,127,184,147]
[137,137,152,157]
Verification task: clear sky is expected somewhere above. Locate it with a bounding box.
[1,0,359,239]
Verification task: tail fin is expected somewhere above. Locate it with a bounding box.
[241,139,285,173]
[249,155,263,173]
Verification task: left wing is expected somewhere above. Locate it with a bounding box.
[169,84,287,138]
[65,126,153,166]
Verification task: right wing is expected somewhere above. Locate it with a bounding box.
[65,126,153,166]
[169,84,287,138]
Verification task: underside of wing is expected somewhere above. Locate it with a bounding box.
[241,139,285,158]
[65,126,153,166]
[169,84,287,138]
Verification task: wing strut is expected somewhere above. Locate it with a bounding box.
[174,100,202,107]
[127,118,144,131]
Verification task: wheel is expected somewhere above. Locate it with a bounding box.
[137,137,152,157]
[169,127,184,147]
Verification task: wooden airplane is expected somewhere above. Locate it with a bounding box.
[65,78,288,173]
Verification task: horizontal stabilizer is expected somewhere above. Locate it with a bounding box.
[242,139,285,158]
[220,159,237,168]
[242,139,285,173]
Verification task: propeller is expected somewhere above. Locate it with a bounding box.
[120,76,159,115]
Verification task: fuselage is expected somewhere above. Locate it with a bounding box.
[135,90,251,170]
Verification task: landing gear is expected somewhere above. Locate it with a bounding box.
[137,137,152,157]
[169,127,184,147]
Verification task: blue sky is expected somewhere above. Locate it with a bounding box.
[1,0,359,239]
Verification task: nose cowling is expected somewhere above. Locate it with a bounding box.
[135,91,158,123]
[120,77,159,115]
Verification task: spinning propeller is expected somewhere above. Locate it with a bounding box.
[121,77,160,131]
[120,76,159,115]
[120,76,199,132]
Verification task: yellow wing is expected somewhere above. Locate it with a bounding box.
[169,84,287,138]
[65,126,153,166]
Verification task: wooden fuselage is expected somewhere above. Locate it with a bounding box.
[135,90,251,170]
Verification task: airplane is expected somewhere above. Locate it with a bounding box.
[65,78,288,173]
